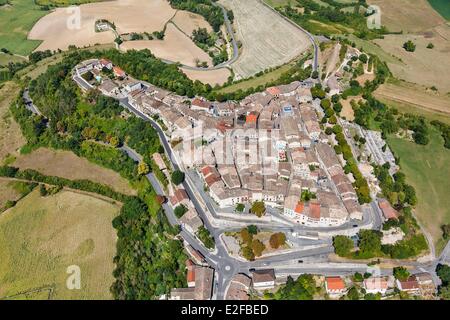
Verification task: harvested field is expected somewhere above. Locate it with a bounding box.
[220,0,311,79]
[181,67,231,86]
[121,23,213,67]
[171,10,213,35]
[374,82,450,117]
[367,0,446,33]
[13,148,136,195]
[374,30,450,92]
[0,189,120,299]
[0,82,26,163]
[29,0,182,51]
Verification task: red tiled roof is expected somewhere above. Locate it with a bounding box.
[113,66,126,76]
[246,112,258,124]
[205,174,221,187]
[99,58,111,66]
[192,98,211,109]
[266,86,281,96]
[399,276,420,290]
[201,166,214,177]
[295,202,304,214]
[378,199,399,220]
[186,259,195,283]
[326,277,345,290]
[170,189,188,205]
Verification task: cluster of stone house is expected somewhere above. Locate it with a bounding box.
[75,59,364,227]
[325,272,436,299]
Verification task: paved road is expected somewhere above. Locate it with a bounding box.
[22,89,41,115]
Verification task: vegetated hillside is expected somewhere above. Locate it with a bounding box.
[10,49,189,299]
[388,127,450,253]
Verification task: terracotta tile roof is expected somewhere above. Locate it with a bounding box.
[113,66,126,77]
[378,199,399,220]
[170,189,188,206]
[295,202,304,214]
[99,58,111,66]
[192,98,211,110]
[399,276,420,290]
[266,86,282,96]
[186,259,195,283]
[326,277,346,290]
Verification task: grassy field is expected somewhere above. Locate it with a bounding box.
[0,189,120,299]
[0,81,26,163]
[387,128,450,253]
[217,61,295,93]
[0,53,27,66]
[0,0,47,55]
[13,147,136,195]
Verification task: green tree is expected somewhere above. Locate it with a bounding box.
[393,266,410,281]
[174,204,188,218]
[333,235,354,257]
[137,161,149,175]
[251,201,266,217]
[171,170,185,185]
[252,239,266,257]
[269,232,287,249]
[346,286,360,300]
[247,225,258,235]
[235,203,245,212]
[403,40,416,52]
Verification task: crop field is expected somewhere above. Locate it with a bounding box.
[0,82,26,163]
[220,0,311,79]
[0,189,120,299]
[13,148,136,195]
[387,128,450,253]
